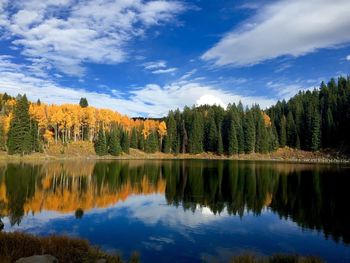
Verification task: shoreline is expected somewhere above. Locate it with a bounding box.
[0,148,348,164]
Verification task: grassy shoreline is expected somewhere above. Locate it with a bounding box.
[0,147,348,164]
[0,231,324,263]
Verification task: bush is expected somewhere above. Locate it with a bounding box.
[0,231,124,263]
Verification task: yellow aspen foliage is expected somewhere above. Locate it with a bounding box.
[262,111,272,127]
[158,121,167,138]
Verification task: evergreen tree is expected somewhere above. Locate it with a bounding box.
[79,98,89,108]
[130,127,138,149]
[217,126,223,155]
[311,110,321,151]
[270,124,279,151]
[138,132,145,151]
[280,115,287,148]
[286,111,297,147]
[145,132,159,153]
[7,95,32,155]
[30,120,40,152]
[121,130,130,153]
[0,121,6,151]
[207,117,217,152]
[163,112,177,153]
[188,111,203,153]
[228,120,238,155]
[108,127,122,156]
[94,125,107,156]
[243,111,255,153]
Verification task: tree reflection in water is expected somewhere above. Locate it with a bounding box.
[0,160,349,244]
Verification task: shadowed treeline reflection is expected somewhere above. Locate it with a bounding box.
[0,160,349,244]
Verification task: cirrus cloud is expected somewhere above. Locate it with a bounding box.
[0,0,186,76]
[202,0,350,67]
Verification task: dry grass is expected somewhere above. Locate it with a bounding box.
[230,253,325,263]
[0,231,127,263]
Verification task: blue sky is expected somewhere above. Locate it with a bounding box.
[0,0,350,117]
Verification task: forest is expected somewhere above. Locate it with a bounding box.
[0,75,349,156]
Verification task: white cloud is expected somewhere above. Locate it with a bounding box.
[0,0,185,76]
[196,94,226,108]
[202,0,350,66]
[152,67,177,74]
[0,55,285,118]
[346,55,350,61]
[143,60,167,70]
[267,81,313,98]
[143,60,177,74]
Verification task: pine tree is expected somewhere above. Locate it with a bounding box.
[7,95,32,155]
[0,121,6,151]
[217,126,223,155]
[121,130,130,153]
[30,120,40,152]
[188,111,203,153]
[207,117,217,152]
[79,98,88,108]
[243,110,255,153]
[163,112,177,153]
[108,127,122,156]
[145,132,158,153]
[228,120,238,155]
[286,111,297,147]
[279,115,287,148]
[130,127,138,148]
[94,125,107,156]
[311,110,321,151]
[270,124,279,151]
[138,132,145,151]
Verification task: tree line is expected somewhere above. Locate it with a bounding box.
[0,95,166,156]
[162,76,350,154]
[0,75,349,156]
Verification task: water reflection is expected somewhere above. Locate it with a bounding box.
[0,160,349,246]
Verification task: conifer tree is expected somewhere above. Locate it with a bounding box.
[94,125,107,156]
[217,126,223,155]
[163,112,177,153]
[7,95,32,155]
[121,130,130,153]
[79,98,88,108]
[228,120,238,155]
[130,127,138,149]
[243,111,255,153]
[138,132,145,151]
[0,121,5,151]
[188,111,203,153]
[145,132,158,153]
[207,117,217,152]
[311,110,321,151]
[108,127,122,156]
[286,111,297,147]
[280,115,287,148]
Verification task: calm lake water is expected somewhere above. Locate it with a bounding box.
[0,160,349,262]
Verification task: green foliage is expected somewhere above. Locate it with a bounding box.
[79,97,88,108]
[145,132,159,153]
[163,112,177,153]
[121,130,130,154]
[94,125,107,156]
[188,111,204,154]
[7,95,32,155]
[243,111,255,153]
[108,126,122,156]
[228,120,238,155]
[130,127,138,149]
[279,115,287,148]
[217,127,223,155]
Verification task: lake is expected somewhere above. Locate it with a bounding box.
[0,160,349,262]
